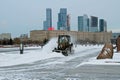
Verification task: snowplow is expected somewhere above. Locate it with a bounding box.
[52,35,74,56]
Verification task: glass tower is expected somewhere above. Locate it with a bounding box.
[78,14,89,32]
[57,8,67,30]
[99,19,105,32]
[89,16,98,32]
[43,8,52,30]
[78,16,83,31]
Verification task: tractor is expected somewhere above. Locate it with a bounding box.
[52,35,74,56]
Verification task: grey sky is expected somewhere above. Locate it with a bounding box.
[0,0,120,37]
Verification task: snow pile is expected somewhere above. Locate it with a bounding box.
[74,45,103,53]
[42,38,58,53]
[0,38,64,67]
[80,50,120,66]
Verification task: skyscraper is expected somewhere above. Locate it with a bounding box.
[78,14,89,32]
[104,21,107,32]
[89,16,98,32]
[78,16,83,31]
[43,21,47,30]
[99,19,107,32]
[67,14,70,31]
[99,19,104,32]
[57,8,67,30]
[43,8,52,30]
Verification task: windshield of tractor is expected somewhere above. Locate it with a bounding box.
[59,36,70,43]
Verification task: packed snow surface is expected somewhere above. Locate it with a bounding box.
[0,38,64,67]
[78,49,120,66]
[0,38,120,67]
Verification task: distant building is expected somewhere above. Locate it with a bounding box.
[87,18,90,31]
[43,8,52,30]
[89,16,98,32]
[67,14,70,31]
[20,34,29,42]
[0,33,11,40]
[30,30,112,43]
[111,32,120,44]
[78,16,83,31]
[104,20,107,32]
[99,19,107,32]
[43,21,47,30]
[112,33,120,39]
[57,8,67,30]
[78,14,89,32]
[20,34,28,39]
[99,19,104,32]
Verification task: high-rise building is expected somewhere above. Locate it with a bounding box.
[87,18,90,32]
[99,19,107,32]
[89,16,98,32]
[43,21,47,30]
[104,20,107,32]
[57,8,67,30]
[99,19,104,32]
[78,16,83,31]
[67,14,70,31]
[78,14,89,32]
[43,8,52,30]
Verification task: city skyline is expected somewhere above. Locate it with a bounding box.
[0,0,120,37]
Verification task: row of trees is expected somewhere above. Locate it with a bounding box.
[76,39,104,45]
[0,38,49,46]
[0,39,13,45]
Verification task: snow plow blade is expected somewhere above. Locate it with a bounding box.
[52,49,62,53]
[52,49,68,56]
[97,43,113,59]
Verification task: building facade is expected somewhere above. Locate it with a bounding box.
[111,32,120,44]
[78,14,89,32]
[0,33,11,40]
[89,16,98,32]
[104,21,107,32]
[30,30,112,43]
[78,16,83,31]
[57,8,67,30]
[67,14,70,31]
[43,8,52,30]
[99,19,104,32]
[99,19,107,32]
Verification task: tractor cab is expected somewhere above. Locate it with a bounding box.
[53,35,74,56]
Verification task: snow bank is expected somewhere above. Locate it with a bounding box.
[79,51,120,66]
[0,38,64,67]
[42,38,58,53]
[1,38,116,67]
[74,45,103,53]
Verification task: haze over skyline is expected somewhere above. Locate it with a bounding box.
[0,0,120,37]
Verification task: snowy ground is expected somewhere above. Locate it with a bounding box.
[0,41,103,67]
[78,48,120,67]
[0,38,120,80]
[0,38,64,67]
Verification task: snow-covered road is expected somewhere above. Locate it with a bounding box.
[0,38,120,80]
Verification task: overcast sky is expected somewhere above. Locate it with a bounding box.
[0,0,120,37]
